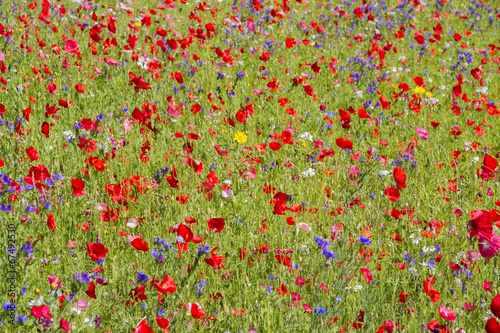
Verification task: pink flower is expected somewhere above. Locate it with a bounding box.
[467,250,481,262]
[77,299,88,310]
[297,223,311,231]
[47,83,57,95]
[48,275,63,288]
[94,67,102,75]
[63,39,79,54]
[452,208,463,217]
[62,57,71,69]
[252,89,263,95]
[478,231,500,259]
[416,127,429,140]
[66,241,77,248]
[438,305,456,321]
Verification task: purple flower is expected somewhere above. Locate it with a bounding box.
[359,236,372,246]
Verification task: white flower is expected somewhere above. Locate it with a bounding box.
[63,130,74,139]
[223,180,232,185]
[302,168,316,177]
[378,170,391,177]
[298,132,313,141]
[354,285,362,292]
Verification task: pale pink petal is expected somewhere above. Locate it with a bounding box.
[416,127,429,140]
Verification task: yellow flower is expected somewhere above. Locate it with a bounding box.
[234,131,248,144]
[135,22,142,27]
[438,48,443,52]
[392,84,398,89]
[302,139,307,147]
[426,92,433,98]
[35,288,40,294]
[51,283,57,289]
[414,86,426,94]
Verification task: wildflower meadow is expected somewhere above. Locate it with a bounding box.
[1,0,500,331]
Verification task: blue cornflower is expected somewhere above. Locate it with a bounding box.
[314,307,327,315]
[359,236,372,246]
[136,271,149,282]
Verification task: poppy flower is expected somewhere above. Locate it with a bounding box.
[41,122,50,138]
[207,218,225,233]
[31,305,52,319]
[154,274,177,294]
[336,137,353,150]
[478,232,500,259]
[47,214,55,232]
[86,242,108,261]
[468,210,493,242]
[190,303,205,319]
[416,127,429,140]
[204,246,227,269]
[85,281,96,299]
[132,319,156,333]
[59,318,70,332]
[71,178,86,197]
[263,141,280,152]
[63,39,79,54]
[393,167,406,189]
[130,238,149,252]
[385,187,400,201]
[26,147,39,161]
[486,317,500,333]
[438,305,456,321]
[303,85,314,96]
[491,294,500,318]
[156,316,170,331]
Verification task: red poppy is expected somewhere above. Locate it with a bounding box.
[132,319,156,333]
[156,316,170,331]
[204,246,227,269]
[357,108,370,119]
[86,242,109,261]
[47,214,55,232]
[336,137,353,150]
[41,122,50,138]
[26,147,39,161]
[71,178,86,197]
[486,317,500,333]
[303,85,314,96]
[393,167,406,189]
[259,51,270,62]
[31,305,52,319]
[390,233,403,242]
[275,255,291,268]
[385,187,400,201]
[191,303,205,319]
[491,294,500,318]
[85,281,96,299]
[277,284,288,295]
[269,142,281,151]
[469,210,493,242]
[208,218,225,232]
[379,95,391,109]
[399,292,409,303]
[130,238,149,252]
[154,274,177,294]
